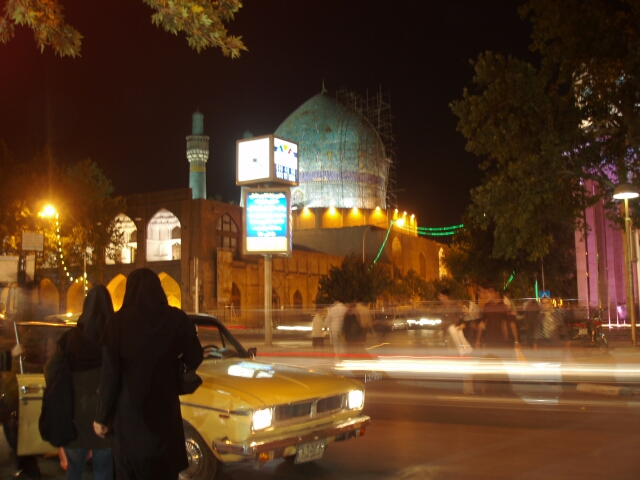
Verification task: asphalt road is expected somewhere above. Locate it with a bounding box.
[2,379,639,479]
[2,327,639,479]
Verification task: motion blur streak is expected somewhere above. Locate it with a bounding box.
[334,357,640,382]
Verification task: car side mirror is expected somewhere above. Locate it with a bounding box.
[248,347,257,359]
[0,351,12,371]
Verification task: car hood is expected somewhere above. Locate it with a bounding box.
[196,358,363,407]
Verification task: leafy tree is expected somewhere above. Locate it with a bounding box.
[0,0,246,57]
[316,254,392,305]
[0,146,125,285]
[445,217,577,298]
[451,0,640,264]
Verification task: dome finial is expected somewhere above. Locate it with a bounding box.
[321,79,327,93]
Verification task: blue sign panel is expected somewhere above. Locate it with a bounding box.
[244,190,290,254]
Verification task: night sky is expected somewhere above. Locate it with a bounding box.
[0,0,534,228]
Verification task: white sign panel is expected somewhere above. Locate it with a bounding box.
[243,189,291,255]
[22,231,44,252]
[237,136,271,184]
[236,134,299,186]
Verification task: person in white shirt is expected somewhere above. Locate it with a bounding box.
[324,301,347,356]
[311,307,325,348]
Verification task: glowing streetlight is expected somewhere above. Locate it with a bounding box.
[613,183,639,346]
[38,204,57,219]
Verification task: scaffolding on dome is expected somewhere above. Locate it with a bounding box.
[335,86,398,209]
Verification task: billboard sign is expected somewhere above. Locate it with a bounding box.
[236,134,298,186]
[242,188,291,255]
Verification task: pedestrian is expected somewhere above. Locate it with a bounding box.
[354,302,373,344]
[44,285,114,480]
[324,300,347,356]
[475,285,519,350]
[311,307,325,348]
[94,268,204,480]
[342,303,363,347]
[532,294,569,349]
[437,288,463,347]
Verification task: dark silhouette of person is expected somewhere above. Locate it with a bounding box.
[94,268,203,480]
[45,285,114,480]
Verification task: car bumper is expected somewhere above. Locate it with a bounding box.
[213,415,370,457]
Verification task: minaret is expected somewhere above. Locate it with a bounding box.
[186,111,209,200]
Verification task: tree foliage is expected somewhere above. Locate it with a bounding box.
[0,144,125,282]
[445,216,577,298]
[316,254,473,305]
[0,0,246,57]
[316,254,393,305]
[451,0,640,263]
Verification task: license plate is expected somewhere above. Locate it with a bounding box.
[579,328,587,335]
[294,439,326,464]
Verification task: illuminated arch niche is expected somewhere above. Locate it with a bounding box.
[147,209,181,262]
[107,274,127,311]
[159,272,181,308]
[106,214,137,265]
[67,280,93,313]
[39,278,59,314]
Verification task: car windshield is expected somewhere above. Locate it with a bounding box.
[191,316,250,360]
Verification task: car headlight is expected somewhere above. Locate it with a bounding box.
[252,408,272,430]
[347,389,364,410]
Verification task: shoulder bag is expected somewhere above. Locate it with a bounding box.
[178,358,202,395]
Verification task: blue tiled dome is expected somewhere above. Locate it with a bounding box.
[275,92,389,209]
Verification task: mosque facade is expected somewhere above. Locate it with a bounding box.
[21,90,446,324]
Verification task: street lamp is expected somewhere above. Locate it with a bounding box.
[613,183,639,346]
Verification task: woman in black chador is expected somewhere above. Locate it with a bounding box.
[45,284,114,480]
[94,268,203,480]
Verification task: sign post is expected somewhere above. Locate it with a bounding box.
[236,135,298,346]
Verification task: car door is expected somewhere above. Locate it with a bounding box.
[16,373,56,455]
[12,322,70,456]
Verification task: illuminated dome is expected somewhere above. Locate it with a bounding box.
[275,92,389,209]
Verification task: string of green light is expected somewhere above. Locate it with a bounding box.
[417,223,464,232]
[418,231,457,236]
[372,221,394,265]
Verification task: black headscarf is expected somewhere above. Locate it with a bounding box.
[77,285,114,344]
[63,285,113,371]
[121,268,168,314]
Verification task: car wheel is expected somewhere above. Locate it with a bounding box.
[180,423,222,480]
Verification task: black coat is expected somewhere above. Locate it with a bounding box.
[95,269,203,480]
[44,329,110,450]
[44,285,113,450]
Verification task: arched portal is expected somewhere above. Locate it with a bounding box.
[391,236,403,277]
[419,252,427,279]
[39,278,59,315]
[147,209,181,262]
[231,283,241,315]
[217,213,239,258]
[106,214,137,265]
[67,280,93,313]
[107,274,127,311]
[158,272,181,308]
[293,290,303,309]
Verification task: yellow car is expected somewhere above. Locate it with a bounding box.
[3,314,370,480]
